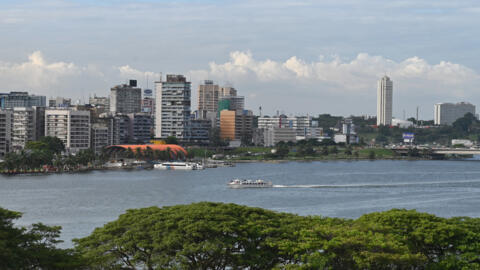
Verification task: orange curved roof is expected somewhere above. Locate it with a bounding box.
[107,144,187,155]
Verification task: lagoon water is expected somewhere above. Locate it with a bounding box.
[1,160,480,247]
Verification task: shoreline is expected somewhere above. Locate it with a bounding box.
[1,156,471,176]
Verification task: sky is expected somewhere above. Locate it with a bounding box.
[0,0,479,119]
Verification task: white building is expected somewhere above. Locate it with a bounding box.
[11,107,45,151]
[110,80,141,114]
[392,119,414,128]
[45,109,90,153]
[377,76,393,126]
[258,115,311,137]
[264,127,297,147]
[154,75,191,140]
[434,102,476,125]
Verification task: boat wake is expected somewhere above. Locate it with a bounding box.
[272,179,480,189]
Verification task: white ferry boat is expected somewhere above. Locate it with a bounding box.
[154,162,203,170]
[228,179,273,188]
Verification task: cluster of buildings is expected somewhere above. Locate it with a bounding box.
[376,76,476,127]
[0,73,476,158]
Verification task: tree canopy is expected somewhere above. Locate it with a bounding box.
[0,207,80,269]
[74,202,480,270]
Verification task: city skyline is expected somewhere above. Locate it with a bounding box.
[0,0,479,119]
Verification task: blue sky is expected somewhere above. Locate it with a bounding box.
[0,0,479,119]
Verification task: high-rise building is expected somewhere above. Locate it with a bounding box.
[220,86,237,97]
[189,118,211,143]
[219,96,245,112]
[98,113,130,145]
[0,92,46,109]
[0,110,13,157]
[127,113,153,143]
[89,95,110,110]
[45,108,91,153]
[434,102,476,125]
[376,76,393,126]
[219,110,253,141]
[110,80,141,114]
[48,97,71,108]
[11,107,45,151]
[198,80,220,115]
[91,123,109,154]
[154,75,191,140]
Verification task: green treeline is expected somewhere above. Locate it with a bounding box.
[2,202,480,269]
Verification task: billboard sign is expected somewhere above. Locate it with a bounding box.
[403,132,414,143]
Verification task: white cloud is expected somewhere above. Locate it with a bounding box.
[0,51,81,91]
[193,51,479,95]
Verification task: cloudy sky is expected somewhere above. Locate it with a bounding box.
[0,0,479,119]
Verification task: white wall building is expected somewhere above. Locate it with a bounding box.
[45,109,90,153]
[434,102,476,125]
[392,118,414,128]
[11,107,45,151]
[258,115,311,137]
[377,76,393,126]
[264,127,297,147]
[154,75,191,140]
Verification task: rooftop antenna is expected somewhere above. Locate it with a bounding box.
[259,106,262,117]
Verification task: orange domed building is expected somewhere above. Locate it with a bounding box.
[105,144,188,159]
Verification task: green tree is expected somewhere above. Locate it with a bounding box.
[74,202,299,270]
[344,145,353,155]
[165,136,179,145]
[321,145,329,156]
[275,144,290,158]
[368,150,376,160]
[0,207,81,269]
[26,136,65,154]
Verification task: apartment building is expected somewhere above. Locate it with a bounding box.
[45,109,90,153]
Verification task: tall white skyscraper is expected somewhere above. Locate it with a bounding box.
[154,75,191,139]
[377,76,393,126]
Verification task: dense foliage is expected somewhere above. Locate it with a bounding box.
[74,202,480,270]
[0,207,80,269]
[356,113,480,145]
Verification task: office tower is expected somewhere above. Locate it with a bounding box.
[219,96,245,112]
[377,76,393,126]
[45,108,90,153]
[0,92,46,109]
[127,113,153,143]
[219,110,253,141]
[198,80,220,116]
[434,102,476,125]
[154,75,191,140]
[91,123,109,154]
[110,80,141,114]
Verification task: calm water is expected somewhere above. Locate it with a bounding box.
[1,160,480,247]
